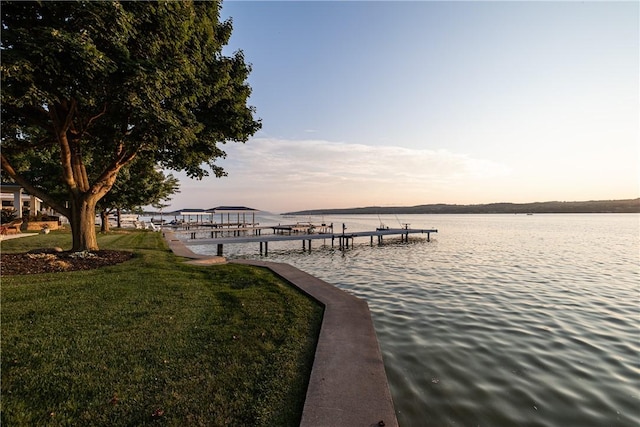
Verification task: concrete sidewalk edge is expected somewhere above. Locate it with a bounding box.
[163,233,399,427]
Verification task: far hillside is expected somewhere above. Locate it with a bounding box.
[284,199,640,216]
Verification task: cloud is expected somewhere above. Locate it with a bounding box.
[224,138,509,186]
[167,138,511,212]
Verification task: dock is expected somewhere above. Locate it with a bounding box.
[167,224,437,256]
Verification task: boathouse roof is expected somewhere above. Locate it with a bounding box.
[177,208,210,215]
[208,206,260,213]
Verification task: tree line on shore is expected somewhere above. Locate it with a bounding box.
[285,198,640,216]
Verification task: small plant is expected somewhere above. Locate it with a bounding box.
[1,208,18,224]
[28,212,58,222]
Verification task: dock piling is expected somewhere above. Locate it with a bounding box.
[259,241,269,256]
[179,225,438,255]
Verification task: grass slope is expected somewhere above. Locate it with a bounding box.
[1,230,323,426]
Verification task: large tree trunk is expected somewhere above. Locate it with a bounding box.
[3,98,137,253]
[100,209,111,233]
[69,195,99,252]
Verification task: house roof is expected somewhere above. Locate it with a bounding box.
[1,183,22,190]
[1,183,42,201]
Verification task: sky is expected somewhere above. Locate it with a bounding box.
[163,0,639,214]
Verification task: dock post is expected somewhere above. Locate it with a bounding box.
[427,232,430,242]
[265,241,268,256]
[308,239,312,252]
[370,236,374,246]
[302,240,306,251]
[217,244,223,256]
[260,242,263,255]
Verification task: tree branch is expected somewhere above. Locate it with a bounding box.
[70,140,90,192]
[91,149,138,199]
[62,98,77,133]
[85,103,108,130]
[56,124,78,193]
[1,154,70,218]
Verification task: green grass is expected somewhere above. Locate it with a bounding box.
[1,230,323,426]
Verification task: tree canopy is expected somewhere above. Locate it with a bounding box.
[97,158,180,232]
[1,0,261,250]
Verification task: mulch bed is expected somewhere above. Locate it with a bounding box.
[1,250,134,276]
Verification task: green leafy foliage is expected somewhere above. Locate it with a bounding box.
[1,1,261,250]
[1,208,18,224]
[97,158,180,215]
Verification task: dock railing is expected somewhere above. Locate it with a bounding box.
[166,222,437,256]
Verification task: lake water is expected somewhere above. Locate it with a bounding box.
[187,213,639,427]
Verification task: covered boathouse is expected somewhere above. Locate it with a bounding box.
[172,206,260,228]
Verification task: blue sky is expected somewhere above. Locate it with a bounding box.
[166,1,638,213]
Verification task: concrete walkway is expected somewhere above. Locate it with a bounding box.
[0,232,38,241]
[164,231,227,264]
[163,233,398,427]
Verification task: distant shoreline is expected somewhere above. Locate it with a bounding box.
[283,198,640,216]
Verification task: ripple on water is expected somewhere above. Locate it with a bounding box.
[196,214,640,427]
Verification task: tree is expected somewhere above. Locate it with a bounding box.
[97,158,180,232]
[1,1,260,251]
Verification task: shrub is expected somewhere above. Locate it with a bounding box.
[1,208,17,224]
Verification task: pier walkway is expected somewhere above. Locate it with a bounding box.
[172,226,437,256]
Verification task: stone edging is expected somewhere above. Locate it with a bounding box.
[163,233,398,427]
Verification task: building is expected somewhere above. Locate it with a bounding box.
[0,183,54,219]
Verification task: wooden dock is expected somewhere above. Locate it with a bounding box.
[170,226,437,256]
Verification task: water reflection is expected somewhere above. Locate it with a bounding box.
[193,214,640,427]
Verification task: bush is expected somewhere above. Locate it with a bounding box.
[27,212,59,222]
[1,208,17,224]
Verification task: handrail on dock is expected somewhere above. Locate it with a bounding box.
[168,224,437,256]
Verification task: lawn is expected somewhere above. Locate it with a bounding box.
[1,229,323,426]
